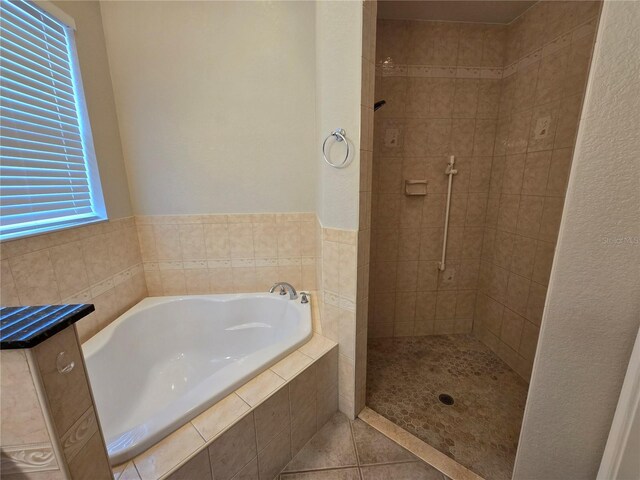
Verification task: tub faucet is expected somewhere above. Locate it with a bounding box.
[269,282,298,300]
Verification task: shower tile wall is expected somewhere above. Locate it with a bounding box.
[370,20,506,338]
[369,1,601,381]
[476,1,601,380]
[0,218,147,343]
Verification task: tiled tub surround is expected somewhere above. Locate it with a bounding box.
[1,325,112,480]
[84,293,313,463]
[0,217,147,343]
[136,213,318,297]
[111,335,338,480]
[476,2,601,380]
[317,226,366,420]
[369,2,601,380]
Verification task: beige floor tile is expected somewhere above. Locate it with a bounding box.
[231,457,259,480]
[284,413,357,472]
[360,462,446,480]
[352,418,417,466]
[280,468,360,479]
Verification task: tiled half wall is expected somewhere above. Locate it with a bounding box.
[136,213,318,296]
[0,218,147,343]
[0,326,112,480]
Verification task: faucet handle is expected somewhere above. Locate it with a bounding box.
[300,291,310,304]
[278,285,287,296]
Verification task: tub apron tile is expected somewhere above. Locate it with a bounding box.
[191,393,250,441]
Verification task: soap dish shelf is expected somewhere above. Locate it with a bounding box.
[404,179,427,196]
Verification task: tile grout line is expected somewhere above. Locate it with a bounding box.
[348,417,364,480]
[358,407,485,480]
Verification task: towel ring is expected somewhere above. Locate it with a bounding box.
[322,128,350,169]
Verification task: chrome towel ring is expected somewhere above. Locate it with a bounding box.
[322,128,350,169]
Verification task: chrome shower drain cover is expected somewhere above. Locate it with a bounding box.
[438,393,454,405]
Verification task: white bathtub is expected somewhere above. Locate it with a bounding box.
[82,293,312,464]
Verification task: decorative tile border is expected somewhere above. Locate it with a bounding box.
[135,212,316,225]
[377,16,598,81]
[136,212,318,296]
[0,442,59,474]
[62,263,144,304]
[142,258,315,272]
[61,407,99,463]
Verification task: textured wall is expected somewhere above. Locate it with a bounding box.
[513,0,640,477]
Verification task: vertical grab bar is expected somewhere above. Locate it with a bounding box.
[438,155,457,271]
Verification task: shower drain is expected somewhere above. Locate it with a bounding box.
[438,393,455,405]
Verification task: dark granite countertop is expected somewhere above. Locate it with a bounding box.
[0,304,95,349]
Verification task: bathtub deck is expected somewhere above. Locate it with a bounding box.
[111,333,337,480]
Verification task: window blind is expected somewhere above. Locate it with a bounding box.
[0,0,106,241]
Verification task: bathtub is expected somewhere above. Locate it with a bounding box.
[82,293,312,465]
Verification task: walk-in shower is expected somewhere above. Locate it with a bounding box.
[366,1,602,478]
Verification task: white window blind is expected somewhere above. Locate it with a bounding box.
[0,0,106,242]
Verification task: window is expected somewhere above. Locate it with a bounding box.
[0,0,106,242]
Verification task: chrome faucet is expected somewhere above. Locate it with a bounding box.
[269,282,298,300]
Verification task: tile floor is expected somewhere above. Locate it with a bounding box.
[367,334,529,480]
[281,412,448,479]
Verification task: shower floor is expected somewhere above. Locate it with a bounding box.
[366,334,528,480]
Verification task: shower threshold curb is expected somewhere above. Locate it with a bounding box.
[358,407,485,480]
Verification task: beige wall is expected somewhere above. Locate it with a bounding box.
[370,19,506,339]
[54,1,133,219]
[513,0,640,477]
[315,0,363,230]
[99,1,317,216]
